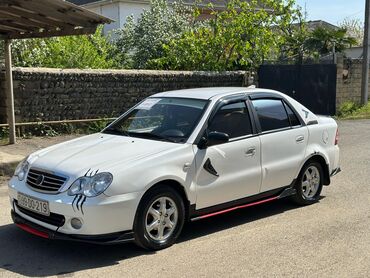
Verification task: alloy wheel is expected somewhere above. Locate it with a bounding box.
[301,165,321,199]
[145,197,178,242]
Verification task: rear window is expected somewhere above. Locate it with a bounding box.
[252,99,290,132]
[283,101,301,127]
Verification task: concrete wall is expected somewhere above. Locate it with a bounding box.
[336,56,368,108]
[0,68,247,124]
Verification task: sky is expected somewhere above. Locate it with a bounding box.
[295,0,365,25]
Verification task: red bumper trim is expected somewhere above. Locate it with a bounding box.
[16,223,49,239]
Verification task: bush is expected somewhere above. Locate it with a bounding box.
[87,120,110,133]
[0,127,9,140]
[352,103,370,119]
[11,26,119,69]
[337,101,370,119]
[337,101,360,117]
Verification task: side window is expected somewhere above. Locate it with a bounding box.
[208,102,252,139]
[283,101,301,127]
[252,99,290,132]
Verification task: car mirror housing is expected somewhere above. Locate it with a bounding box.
[197,137,208,149]
[198,131,229,149]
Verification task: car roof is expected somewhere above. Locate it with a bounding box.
[151,87,280,100]
[150,87,318,127]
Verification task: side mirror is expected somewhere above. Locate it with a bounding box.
[198,131,229,149]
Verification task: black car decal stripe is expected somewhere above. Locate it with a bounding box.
[84,168,91,177]
[80,196,87,215]
[71,195,78,212]
[76,195,83,211]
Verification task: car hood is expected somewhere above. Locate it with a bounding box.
[29,133,182,177]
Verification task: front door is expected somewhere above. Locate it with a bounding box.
[194,101,262,209]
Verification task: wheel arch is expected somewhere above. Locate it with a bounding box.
[139,179,191,221]
[300,154,330,185]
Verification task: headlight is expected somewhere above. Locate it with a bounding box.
[68,172,113,197]
[14,157,30,181]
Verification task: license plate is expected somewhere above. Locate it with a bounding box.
[17,193,50,216]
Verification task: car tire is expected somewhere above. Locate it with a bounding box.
[133,185,185,250]
[292,161,323,205]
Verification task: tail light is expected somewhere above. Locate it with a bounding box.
[335,128,339,145]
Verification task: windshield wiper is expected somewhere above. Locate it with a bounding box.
[130,132,176,143]
[103,127,131,137]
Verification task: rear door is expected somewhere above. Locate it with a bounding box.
[250,98,308,193]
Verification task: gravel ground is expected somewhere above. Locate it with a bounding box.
[0,120,369,278]
[0,135,81,157]
[0,135,81,184]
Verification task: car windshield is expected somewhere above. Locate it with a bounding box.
[103,98,208,143]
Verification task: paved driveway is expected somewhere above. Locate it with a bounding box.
[0,120,369,277]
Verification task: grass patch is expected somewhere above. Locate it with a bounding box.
[336,101,370,120]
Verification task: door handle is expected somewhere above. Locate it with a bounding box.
[296,135,304,143]
[245,147,256,157]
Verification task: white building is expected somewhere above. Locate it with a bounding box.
[344,46,363,59]
[69,0,150,35]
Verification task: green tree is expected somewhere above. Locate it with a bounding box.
[305,27,357,57]
[10,26,118,69]
[277,17,359,64]
[276,7,309,64]
[114,0,192,69]
[150,0,299,71]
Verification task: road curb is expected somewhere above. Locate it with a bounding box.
[0,152,24,177]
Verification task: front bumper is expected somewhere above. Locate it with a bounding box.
[12,210,134,245]
[8,176,142,236]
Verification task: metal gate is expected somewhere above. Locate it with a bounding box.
[258,64,337,115]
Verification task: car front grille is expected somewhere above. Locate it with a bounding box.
[15,201,66,227]
[26,168,67,193]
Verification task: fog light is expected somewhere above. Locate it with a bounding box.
[71,218,83,230]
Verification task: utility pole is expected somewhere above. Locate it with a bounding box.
[361,0,370,105]
[4,39,16,144]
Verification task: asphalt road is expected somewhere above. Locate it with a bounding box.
[0,120,369,278]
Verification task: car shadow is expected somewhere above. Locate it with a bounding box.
[0,197,325,277]
[180,196,325,242]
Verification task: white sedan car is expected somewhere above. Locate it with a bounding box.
[9,87,340,250]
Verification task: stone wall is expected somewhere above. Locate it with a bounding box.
[0,62,366,125]
[336,56,369,107]
[0,68,247,124]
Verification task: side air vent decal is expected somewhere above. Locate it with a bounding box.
[203,158,219,177]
